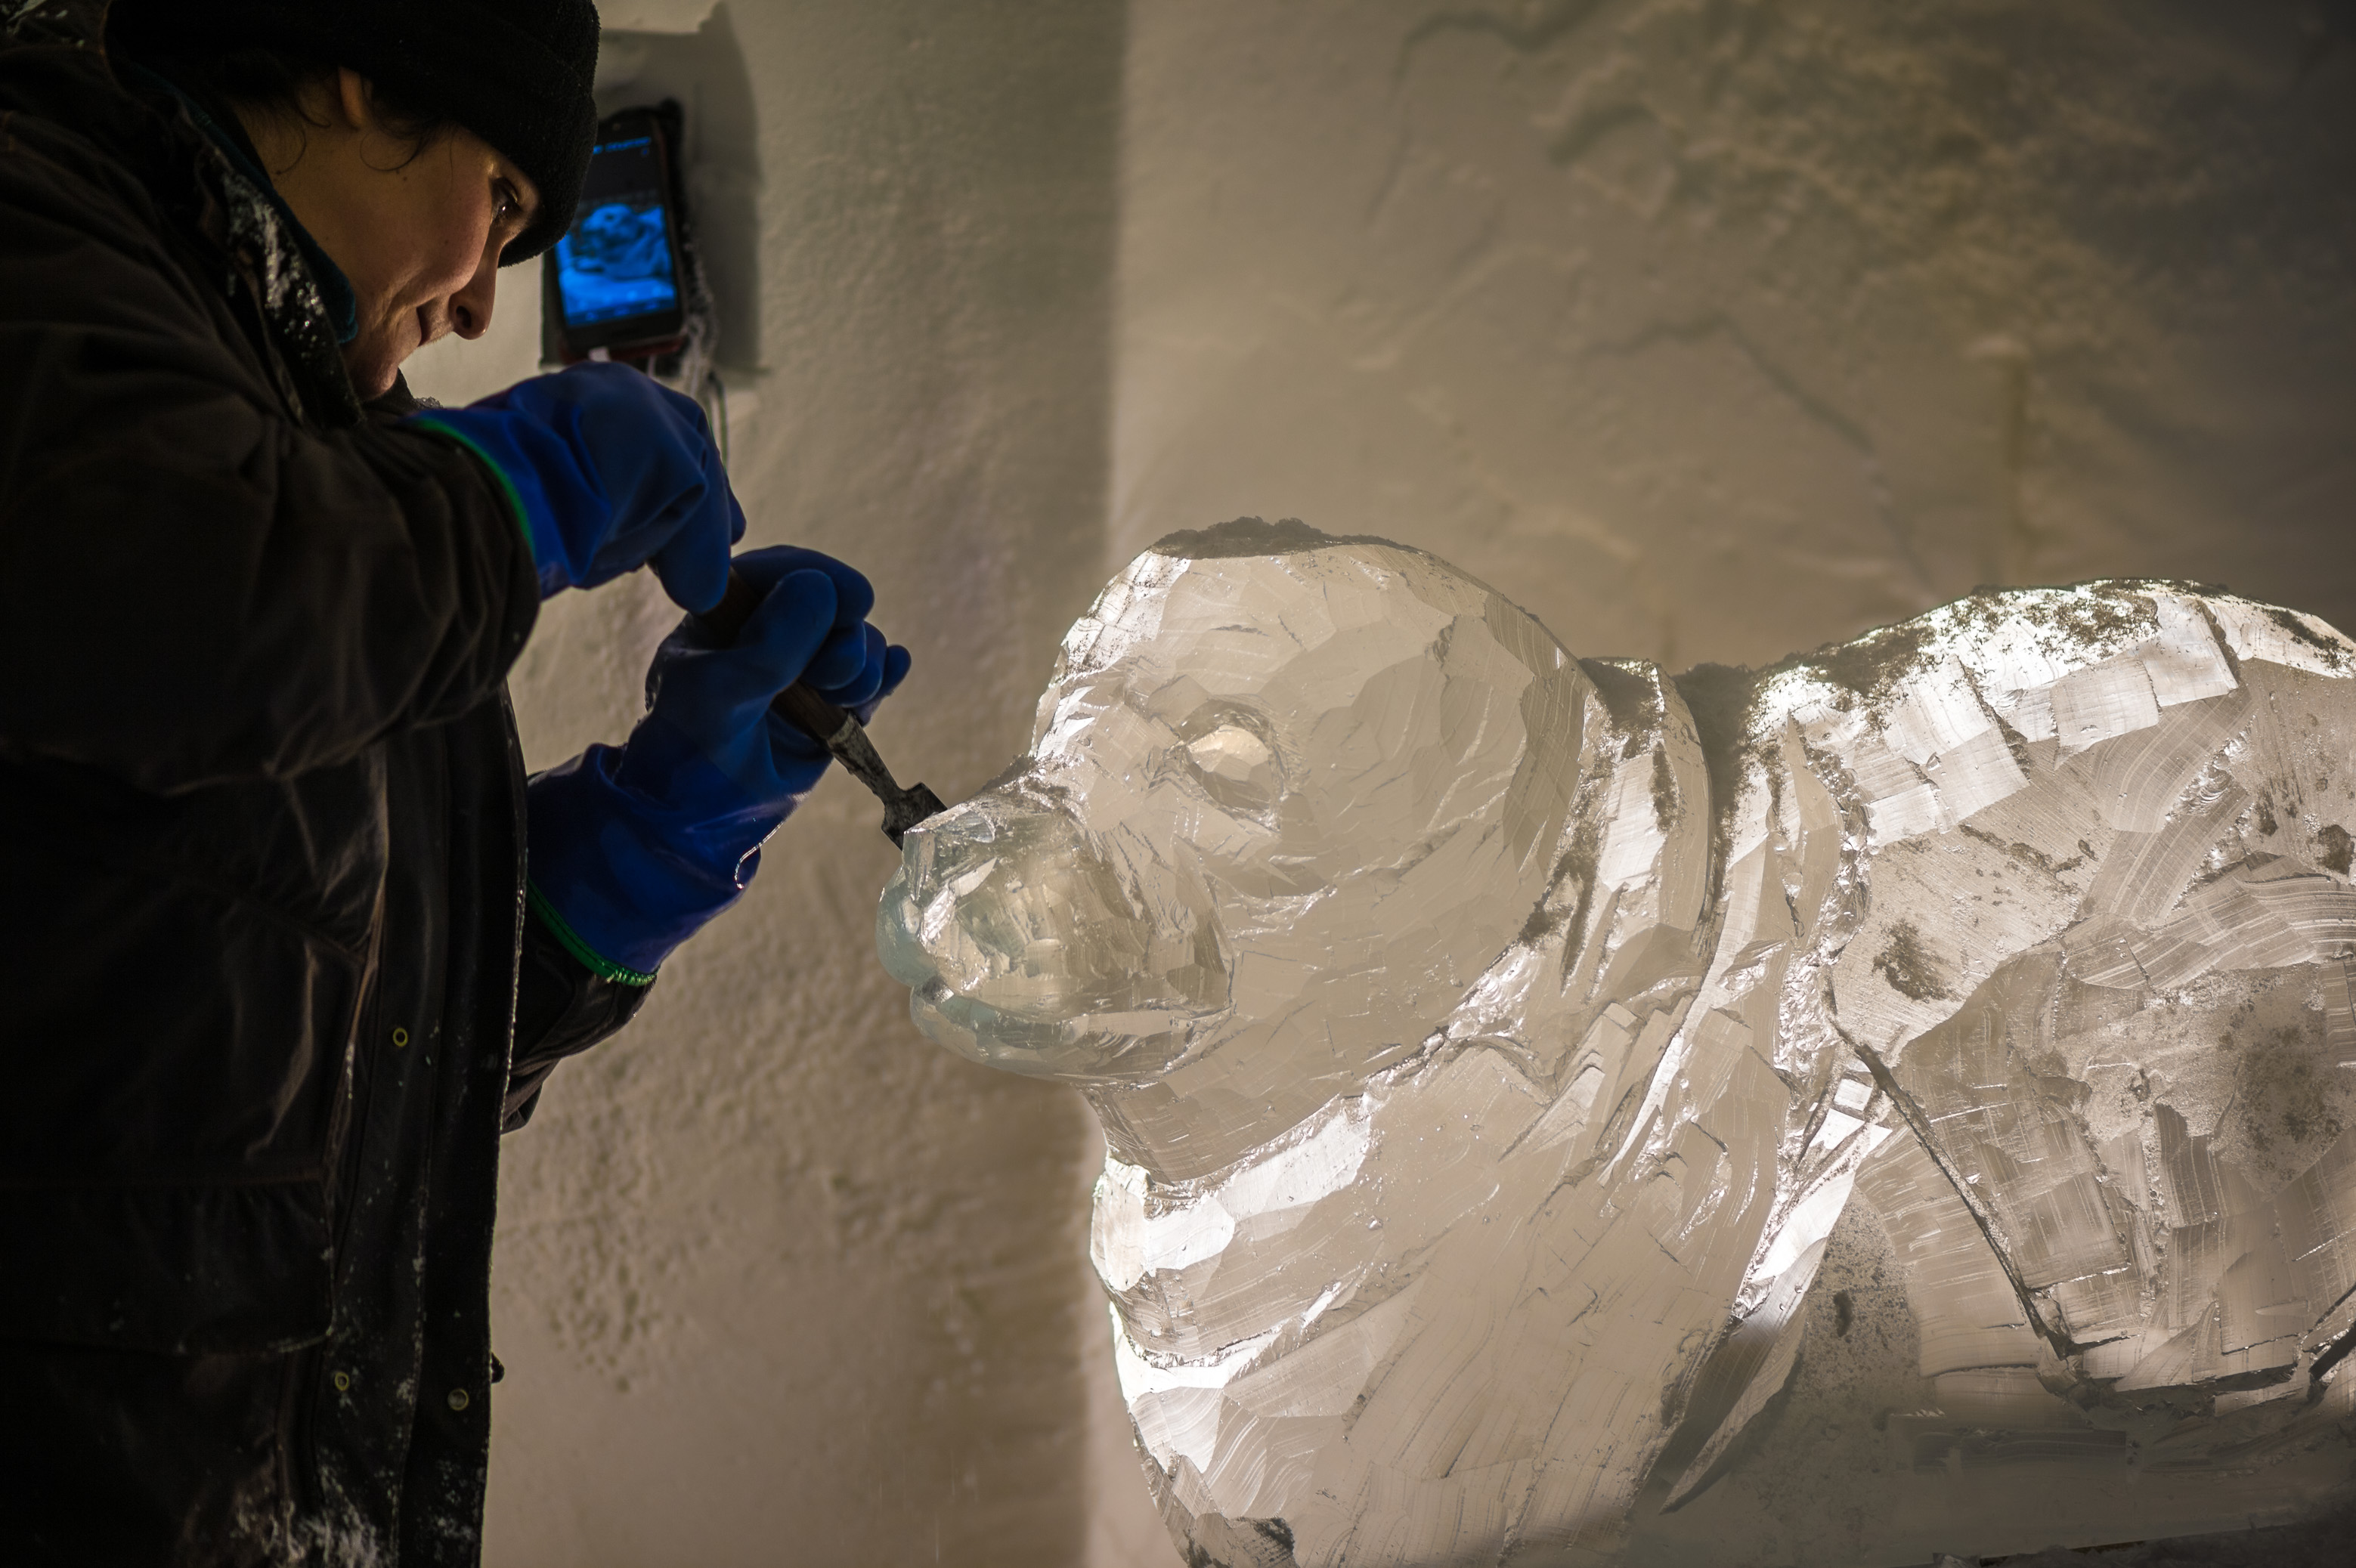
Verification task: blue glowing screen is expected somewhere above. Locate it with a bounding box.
[555,135,679,327]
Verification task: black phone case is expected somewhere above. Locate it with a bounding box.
[543,104,692,363]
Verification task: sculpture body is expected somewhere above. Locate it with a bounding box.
[878,521,2356,1566]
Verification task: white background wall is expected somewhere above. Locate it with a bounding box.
[405,1,2356,1563]
[1113,0,2356,675]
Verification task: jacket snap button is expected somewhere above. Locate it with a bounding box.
[392,1027,409,1048]
[447,1387,471,1412]
[333,1372,351,1392]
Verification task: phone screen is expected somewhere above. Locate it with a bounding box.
[553,127,682,338]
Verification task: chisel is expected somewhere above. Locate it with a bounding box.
[695,570,946,846]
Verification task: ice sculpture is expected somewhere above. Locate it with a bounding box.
[877,520,2356,1566]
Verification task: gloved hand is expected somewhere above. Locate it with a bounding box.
[524,546,915,982]
[410,361,744,612]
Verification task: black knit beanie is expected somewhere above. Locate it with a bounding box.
[109,0,599,263]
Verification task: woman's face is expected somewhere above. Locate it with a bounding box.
[240,70,540,399]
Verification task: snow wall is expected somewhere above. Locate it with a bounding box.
[398,1,2356,1563]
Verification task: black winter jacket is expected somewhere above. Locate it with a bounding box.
[0,4,646,1561]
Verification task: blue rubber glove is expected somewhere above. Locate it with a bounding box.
[525,546,915,982]
[410,362,744,612]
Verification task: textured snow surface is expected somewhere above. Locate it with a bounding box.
[1112,0,2356,676]
[882,522,2356,1566]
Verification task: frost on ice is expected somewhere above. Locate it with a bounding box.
[877,520,2356,1566]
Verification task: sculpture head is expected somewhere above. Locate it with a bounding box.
[878,518,1595,1170]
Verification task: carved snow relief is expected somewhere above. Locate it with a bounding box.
[878,520,2356,1566]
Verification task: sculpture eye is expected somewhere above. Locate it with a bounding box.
[1183,723,1282,813]
[1186,725,1271,784]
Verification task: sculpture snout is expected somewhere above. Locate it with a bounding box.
[879,792,1135,1020]
[876,784,1230,1079]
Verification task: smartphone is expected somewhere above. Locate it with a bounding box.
[547,107,688,359]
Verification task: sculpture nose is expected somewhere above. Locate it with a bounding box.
[877,793,1164,1022]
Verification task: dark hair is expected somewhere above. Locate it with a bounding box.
[166,47,450,168]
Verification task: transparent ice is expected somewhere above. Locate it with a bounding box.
[876,521,2356,1566]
